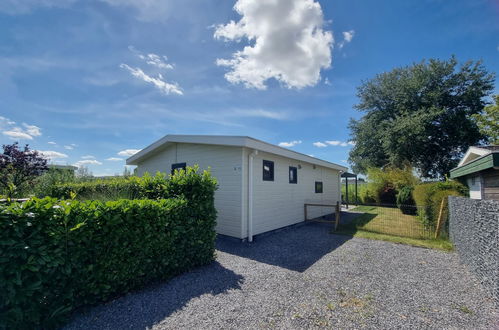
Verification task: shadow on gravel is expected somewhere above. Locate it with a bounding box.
[217,222,352,272]
[65,261,244,330]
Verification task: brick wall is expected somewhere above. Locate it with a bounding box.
[449,196,499,305]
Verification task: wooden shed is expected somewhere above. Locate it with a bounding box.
[126,135,347,240]
[450,146,499,201]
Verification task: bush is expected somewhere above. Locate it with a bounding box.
[413,180,468,227]
[396,186,416,214]
[0,168,217,329]
[365,166,419,204]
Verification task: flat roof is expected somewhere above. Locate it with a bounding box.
[126,135,348,172]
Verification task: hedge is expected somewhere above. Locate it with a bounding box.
[0,168,217,329]
[413,181,467,227]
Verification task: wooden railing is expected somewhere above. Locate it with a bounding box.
[304,201,341,231]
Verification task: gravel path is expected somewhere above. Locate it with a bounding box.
[65,223,498,329]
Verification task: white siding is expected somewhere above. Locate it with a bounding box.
[467,175,482,199]
[136,143,244,238]
[250,150,340,237]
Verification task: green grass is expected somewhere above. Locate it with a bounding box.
[335,205,453,251]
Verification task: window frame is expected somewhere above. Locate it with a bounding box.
[315,181,323,193]
[262,160,274,181]
[289,166,297,184]
[171,162,187,174]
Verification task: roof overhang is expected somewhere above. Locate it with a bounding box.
[458,146,492,167]
[126,135,348,172]
[450,152,499,179]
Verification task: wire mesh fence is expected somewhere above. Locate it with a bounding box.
[338,203,446,240]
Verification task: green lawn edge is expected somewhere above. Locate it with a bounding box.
[333,229,454,252]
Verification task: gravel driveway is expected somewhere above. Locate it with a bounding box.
[65,223,498,329]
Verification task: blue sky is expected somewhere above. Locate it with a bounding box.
[0,0,498,176]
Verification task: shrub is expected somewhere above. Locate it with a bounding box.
[413,180,468,227]
[365,166,419,204]
[396,186,416,214]
[0,168,217,329]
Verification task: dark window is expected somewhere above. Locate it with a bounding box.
[315,181,323,193]
[171,162,186,174]
[262,160,274,181]
[289,166,297,184]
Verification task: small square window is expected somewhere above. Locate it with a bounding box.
[315,181,323,193]
[289,166,297,184]
[171,162,186,174]
[263,160,274,181]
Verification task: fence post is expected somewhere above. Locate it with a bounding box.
[435,198,446,239]
[335,201,340,231]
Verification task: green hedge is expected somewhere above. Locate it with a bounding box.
[0,168,217,329]
[413,181,467,227]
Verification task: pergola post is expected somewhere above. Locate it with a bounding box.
[355,175,358,205]
[345,177,349,209]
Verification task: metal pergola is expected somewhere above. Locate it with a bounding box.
[341,172,358,209]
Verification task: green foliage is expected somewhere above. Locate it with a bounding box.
[341,183,369,204]
[472,95,499,144]
[0,168,217,329]
[413,181,468,227]
[33,167,76,198]
[396,186,416,215]
[365,166,419,204]
[349,56,495,178]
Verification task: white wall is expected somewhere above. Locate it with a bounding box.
[467,175,482,199]
[136,143,244,238]
[249,150,340,237]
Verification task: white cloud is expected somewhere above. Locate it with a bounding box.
[81,155,95,159]
[120,63,183,95]
[1,119,42,140]
[74,159,103,167]
[64,145,74,150]
[3,129,33,140]
[117,149,141,157]
[106,157,124,161]
[278,140,302,147]
[48,141,57,145]
[232,109,288,120]
[338,30,355,49]
[348,141,356,146]
[22,123,41,137]
[313,142,327,148]
[38,150,68,160]
[214,0,333,90]
[324,140,355,147]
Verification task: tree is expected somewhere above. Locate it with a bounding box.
[348,57,495,178]
[0,143,48,198]
[472,95,499,145]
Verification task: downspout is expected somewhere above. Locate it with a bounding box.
[248,149,258,242]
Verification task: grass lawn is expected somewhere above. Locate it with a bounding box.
[335,205,453,251]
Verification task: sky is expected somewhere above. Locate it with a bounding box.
[0,0,498,176]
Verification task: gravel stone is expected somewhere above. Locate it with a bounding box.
[64,223,499,329]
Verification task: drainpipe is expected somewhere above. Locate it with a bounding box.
[248,149,258,242]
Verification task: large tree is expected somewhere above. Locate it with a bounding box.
[348,57,495,178]
[0,143,48,198]
[472,95,499,145]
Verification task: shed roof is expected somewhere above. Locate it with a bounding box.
[126,135,348,172]
[450,146,499,179]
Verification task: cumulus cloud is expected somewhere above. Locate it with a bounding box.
[278,140,302,147]
[1,118,42,140]
[214,0,333,90]
[81,155,95,159]
[38,150,68,160]
[338,30,355,49]
[3,129,33,140]
[106,157,124,161]
[313,142,327,148]
[117,149,141,157]
[120,63,183,95]
[22,123,41,137]
[74,159,103,167]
